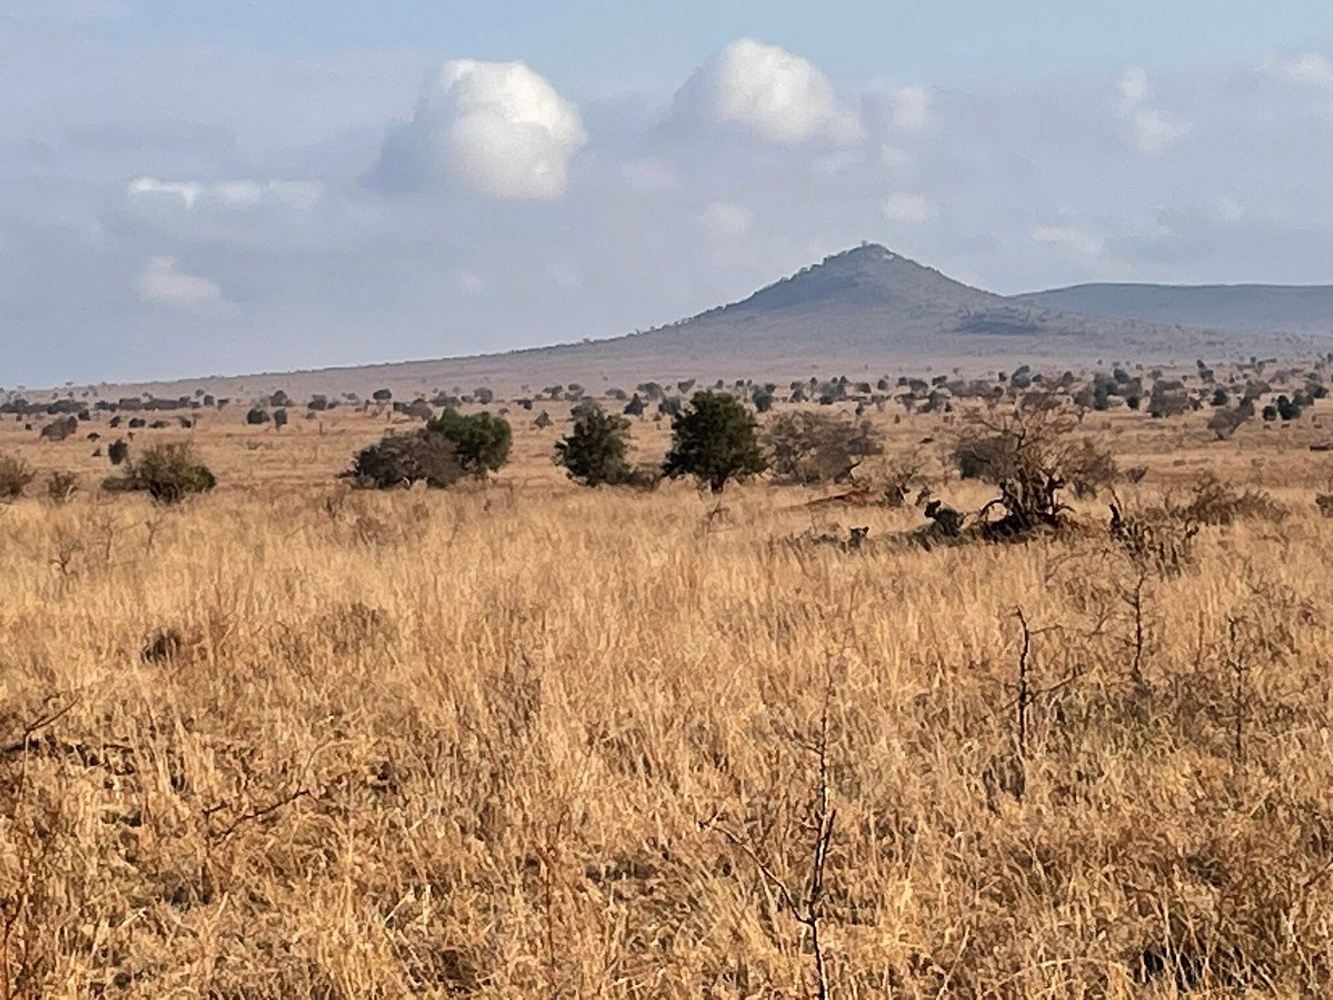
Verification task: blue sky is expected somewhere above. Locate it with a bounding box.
[46,1,1333,89]
[4,1,1333,385]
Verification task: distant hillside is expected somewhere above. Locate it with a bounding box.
[602,243,1240,364]
[42,245,1327,400]
[1014,283,1333,336]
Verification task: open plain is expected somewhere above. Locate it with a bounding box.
[4,363,1333,997]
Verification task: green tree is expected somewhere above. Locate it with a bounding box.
[555,405,632,486]
[663,390,767,492]
[104,443,216,504]
[425,409,512,476]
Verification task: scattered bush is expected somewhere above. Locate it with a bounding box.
[1148,474,1287,527]
[0,454,35,500]
[425,409,512,477]
[555,405,633,486]
[951,404,1116,537]
[1148,380,1191,418]
[1208,405,1251,440]
[103,443,217,504]
[46,470,79,505]
[246,407,270,426]
[107,438,129,466]
[663,390,768,492]
[346,432,464,490]
[765,411,883,485]
[1276,395,1303,421]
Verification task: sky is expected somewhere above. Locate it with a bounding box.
[3,1,1333,386]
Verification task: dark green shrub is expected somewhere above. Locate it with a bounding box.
[555,405,633,486]
[346,431,464,489]
[246,407,270,426]
[107,439,129,466]
[425,409,511,476]
[663,390,767,492]
[1277,395,1303,421]
[105,443,216,503]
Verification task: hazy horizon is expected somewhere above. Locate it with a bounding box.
[4,1,1333,385]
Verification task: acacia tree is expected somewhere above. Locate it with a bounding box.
[951,395,1116,536]
[663,390,767,492]
[555,405,632,486]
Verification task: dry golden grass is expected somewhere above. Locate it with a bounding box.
[3,396,1333,996]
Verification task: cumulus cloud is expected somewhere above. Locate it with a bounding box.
[676,38,860,144]
[887,85,931,129]
[370,59,586,199]
[1269,52,1333,87]
[127,177,323,210]
[1115,67,1188,153]
[882,192,934,225]
[138,257,222,304]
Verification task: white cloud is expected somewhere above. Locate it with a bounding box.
[457,270,484,294]
[1128,107,1188,153]
[371,59,585,199]
[887,85,931,129]
[1270,52,1333,87]
[128,177,323,210]
[1031,225,1105,257]
[678,38,860,144]
[882,192,934,225]
[697,201,755,242]
[1114,66,1187,153]
[1116,67,1151,111]
[138,257,222,304]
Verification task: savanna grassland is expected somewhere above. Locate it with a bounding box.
[5,369,1333,998]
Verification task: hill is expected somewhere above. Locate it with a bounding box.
[42,245,1325,400]
[1014,282,1333,337]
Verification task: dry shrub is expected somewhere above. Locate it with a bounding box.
[881,452,928,507]
[46,471,79,505]
[949,402,1117,540]
[1155,474,1287,526]
[0,453,36,500]
[1316,493,1333,518]
[766,410,882,484]
[1109,501,1200,577]
[141,627,185,664]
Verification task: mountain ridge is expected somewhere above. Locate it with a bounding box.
[25,244,1330,398]
[1012,281,1333,335]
